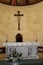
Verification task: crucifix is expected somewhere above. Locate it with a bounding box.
[14,11,24,30]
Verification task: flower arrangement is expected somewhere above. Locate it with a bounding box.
[8,48,22,62]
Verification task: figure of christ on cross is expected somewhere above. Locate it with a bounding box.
[14,11,24,30]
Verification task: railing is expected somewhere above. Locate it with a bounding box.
[0,47,5,53]
[38,46,43,53]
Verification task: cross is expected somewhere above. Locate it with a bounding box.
[14,11,24,30]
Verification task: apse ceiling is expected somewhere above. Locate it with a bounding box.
[0,0,43,6]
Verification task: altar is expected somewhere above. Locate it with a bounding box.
[3,42,40,59]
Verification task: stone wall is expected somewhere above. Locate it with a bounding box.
[0,2,43,46]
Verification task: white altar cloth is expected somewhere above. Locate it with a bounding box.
[3,42,40,59]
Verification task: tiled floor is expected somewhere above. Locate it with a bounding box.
[0,53,43,60]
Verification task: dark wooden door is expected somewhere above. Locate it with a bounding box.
[16,33,23,42]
